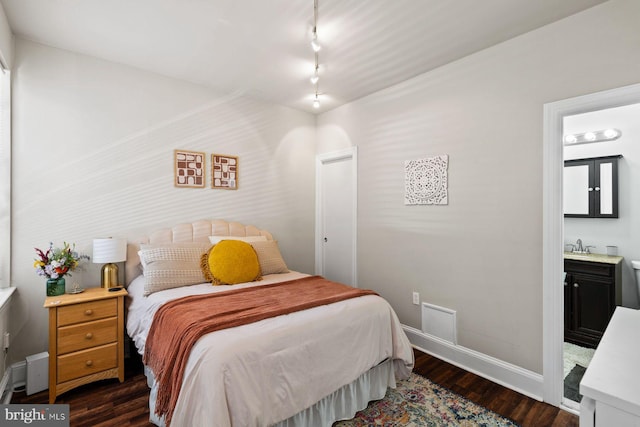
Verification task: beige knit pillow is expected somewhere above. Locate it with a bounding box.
[249,241,289,275]
[139,243,211,295]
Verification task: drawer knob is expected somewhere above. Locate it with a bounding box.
[85,333,93,340]
[85,360,93,367]
[574,283,579,288]
[84,309,93,316]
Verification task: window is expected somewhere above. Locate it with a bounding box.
[0,68,10,288]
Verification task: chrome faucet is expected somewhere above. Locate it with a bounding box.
[570,239,594,254]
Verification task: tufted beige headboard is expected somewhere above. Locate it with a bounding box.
[125,219,273,286]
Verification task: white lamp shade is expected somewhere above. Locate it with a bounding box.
[92,238,127,263]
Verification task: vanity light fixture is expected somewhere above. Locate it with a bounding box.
[563,128,621,145]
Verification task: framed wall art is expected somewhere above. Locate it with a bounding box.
[211,154,238,190]
[174,149,205,188]
[404,154,449,205]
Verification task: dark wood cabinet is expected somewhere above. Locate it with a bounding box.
[564,257,622,348]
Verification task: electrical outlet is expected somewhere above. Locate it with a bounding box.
[412,292,420,305]
[3,332,9,349]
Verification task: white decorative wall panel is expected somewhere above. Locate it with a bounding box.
[404,155,448,205]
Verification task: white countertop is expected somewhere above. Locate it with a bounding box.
[580,307,640,416]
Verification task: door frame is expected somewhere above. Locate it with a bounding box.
[315,146,358,286]
[542,82,640,407]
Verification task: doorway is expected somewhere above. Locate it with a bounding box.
[560,104,640,406]
[315,147,358,286]
[542,82,640,409]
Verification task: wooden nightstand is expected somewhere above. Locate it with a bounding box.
[44,287,127,404]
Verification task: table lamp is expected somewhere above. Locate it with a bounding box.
[93,238,127,288]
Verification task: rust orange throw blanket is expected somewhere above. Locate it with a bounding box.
[143,275,378,426]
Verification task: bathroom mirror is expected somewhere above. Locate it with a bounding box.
[564,155,621,218]
[564,161,590,215]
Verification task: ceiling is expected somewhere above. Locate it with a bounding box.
[0,0,606,114]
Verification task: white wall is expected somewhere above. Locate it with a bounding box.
[9,39,316,364]
[0,2,13,68]
[317,0,640,373]
[564,103,640,307]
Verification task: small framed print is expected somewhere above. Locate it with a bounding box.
[211,154,238,190]
[174,150,205,188]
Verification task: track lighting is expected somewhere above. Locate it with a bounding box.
[310,0,323,109]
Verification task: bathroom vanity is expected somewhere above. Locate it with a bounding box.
[564,252,622,348]
[580,307,640,427]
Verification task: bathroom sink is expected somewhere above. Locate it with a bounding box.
[563,252,623,264]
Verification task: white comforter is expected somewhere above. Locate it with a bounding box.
[126,272,414,427]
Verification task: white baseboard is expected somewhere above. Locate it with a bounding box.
[0,365,10,402]
[403,325,544,401]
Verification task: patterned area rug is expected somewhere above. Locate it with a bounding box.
[334,373,519,427]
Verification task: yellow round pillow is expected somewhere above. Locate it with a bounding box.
[200,240,262,285]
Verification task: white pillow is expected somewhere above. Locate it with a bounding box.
[208,235,267,245]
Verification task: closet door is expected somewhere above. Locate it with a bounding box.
[316,147,358,287]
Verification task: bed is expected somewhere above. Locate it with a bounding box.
[125,219,414,427]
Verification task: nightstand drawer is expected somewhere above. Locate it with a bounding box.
[57,299,117,326]
[57,343,117,383]
[57,317,117,355]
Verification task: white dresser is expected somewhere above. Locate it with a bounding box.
[580,307,640,426]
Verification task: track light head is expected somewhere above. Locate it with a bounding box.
[311,38,321,53]
[310,65,319,85]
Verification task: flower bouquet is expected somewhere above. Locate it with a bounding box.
[34,242,89,296]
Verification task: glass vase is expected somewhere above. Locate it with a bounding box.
[46,277,66,296]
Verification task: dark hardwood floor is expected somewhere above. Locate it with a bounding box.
[12,348,578,426]
[413,350,578,427]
